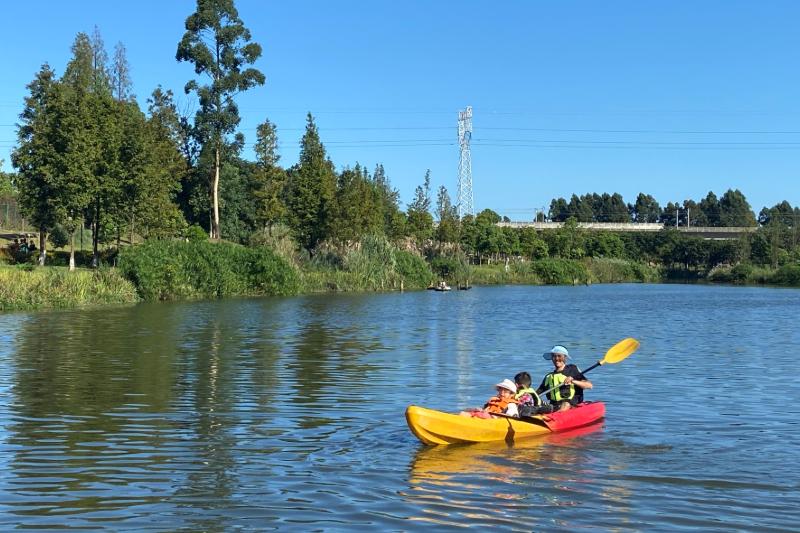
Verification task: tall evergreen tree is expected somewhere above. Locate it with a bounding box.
[287,113,336,249]
[632,193,661,223]
[252,119,286,235]
[176,0,265,239]
[329,163,382,242]
[110,41,133,102]
[719,189,757,227]
[434,185,458,243]
[11,65,63,266]
[699,191,721,227]
[89,26,112,95]
[373,163,405,239]
[406,169,433,243]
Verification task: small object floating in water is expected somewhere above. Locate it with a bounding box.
[405,402,605,445]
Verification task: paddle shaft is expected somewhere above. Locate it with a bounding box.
[538,360,601,398]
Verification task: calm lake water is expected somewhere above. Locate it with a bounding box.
[0,284,798,532]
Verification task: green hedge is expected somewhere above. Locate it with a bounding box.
[118,240,300,300]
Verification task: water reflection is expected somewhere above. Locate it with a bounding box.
[0,285,798,531]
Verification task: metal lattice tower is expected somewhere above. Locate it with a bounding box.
[457,106,474,219]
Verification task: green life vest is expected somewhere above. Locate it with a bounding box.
[544,371,576,402]
[514,387,542,406]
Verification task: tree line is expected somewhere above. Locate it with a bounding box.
[6,1,800,276]
[548,189,799,228]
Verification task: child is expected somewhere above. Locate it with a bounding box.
[460,379,519,419]
[514,371,543,417]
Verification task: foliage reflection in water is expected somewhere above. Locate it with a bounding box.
[0,285,798,531]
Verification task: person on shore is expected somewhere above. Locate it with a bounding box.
[28,241,37,252]
[9,239,19,252]
[531,345,592,414]
[19,239,28,253]
[513,371,542,417]
[459,379,519,419]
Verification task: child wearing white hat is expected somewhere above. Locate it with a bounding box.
[459,379,520,419]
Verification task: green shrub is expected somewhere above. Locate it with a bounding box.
[772,265,800,285]
[49,225,71,249]
[118,240,300,300]
[394,251,432,288]
[429,258,461,278]
[184,224,208,242]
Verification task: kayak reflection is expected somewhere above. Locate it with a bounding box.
[408,421,605,480]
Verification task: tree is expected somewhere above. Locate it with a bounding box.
[682,199,707,227]
[475,208,501,225]
[551,217,585,258]
[661,202,680,227]
[699,191,721,227]
[329,164,382,242]
[113,92,185,245]
[287,113,336,249]
[373,164,405,239]
[177,0,265,239]
[549,197,569,221]
[252,119,286,236]
[520,227,548,259]
[0,160,14,199]
[110,41,133,102]
[406,170,433,243]
[434,185,458,243]
[719,189,757,227]
[11,65,63,266]
[632,193,661,223]
[89,26,112,95]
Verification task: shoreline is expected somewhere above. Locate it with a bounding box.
[2,264,797,313]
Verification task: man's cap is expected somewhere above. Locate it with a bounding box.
[543,345,569,360]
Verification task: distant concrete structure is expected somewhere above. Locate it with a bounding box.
[496,221,756,240]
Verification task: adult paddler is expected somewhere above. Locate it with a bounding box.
[533,345,592,414]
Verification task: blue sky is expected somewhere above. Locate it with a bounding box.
[1,1,799,218]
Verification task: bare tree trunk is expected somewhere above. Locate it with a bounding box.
[38,230,46,266]
[213,146,221,240]
[69,228,76,271]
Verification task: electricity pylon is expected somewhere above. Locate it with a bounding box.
[457,106,474,219]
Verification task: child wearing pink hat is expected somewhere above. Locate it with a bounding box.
[459,379,520,419]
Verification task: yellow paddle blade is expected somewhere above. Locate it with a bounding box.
[600,338,640,364]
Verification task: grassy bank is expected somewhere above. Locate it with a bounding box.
[469,258,661,286]
[708,264,800,285]
[0,265,138,311]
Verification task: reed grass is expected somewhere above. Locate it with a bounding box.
[0,266,138,311]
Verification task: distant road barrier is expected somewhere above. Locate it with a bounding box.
[496,221,757,239]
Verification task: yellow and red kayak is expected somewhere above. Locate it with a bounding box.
[405,402,605,445]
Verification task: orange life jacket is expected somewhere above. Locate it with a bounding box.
[483,395,517,414]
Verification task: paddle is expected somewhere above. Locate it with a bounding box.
[538,337,640,397]
[489,338,640,424]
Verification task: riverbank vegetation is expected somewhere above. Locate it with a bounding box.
[0,265,137,311]
[3,0,800,312]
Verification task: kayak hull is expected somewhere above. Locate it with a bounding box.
[405,402,605,445]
